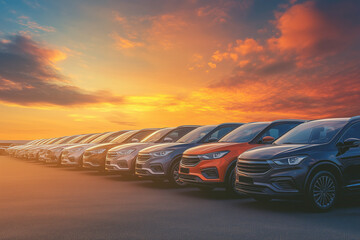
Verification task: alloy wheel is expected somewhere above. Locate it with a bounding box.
[312,175,336,209]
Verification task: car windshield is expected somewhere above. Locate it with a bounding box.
[57,136,78,144]
[81,133,102,143]
[141,128,173,143]
[91,132,116,143]
[89,133,110,143]
[219,123,270,143]
[68,135,89,144]
[275,120,348,144]
[48,138,65,144]
[176,126,215,144]
[111,130,137,143]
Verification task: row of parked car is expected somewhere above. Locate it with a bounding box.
[6,116,360,211]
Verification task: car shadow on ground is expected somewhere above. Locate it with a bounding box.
[178,188,248,200]
[232,195,360,213]
[133,180,187,190]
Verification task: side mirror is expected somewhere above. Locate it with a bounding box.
[131,138,139,143]
[343,138,360,148]
[163,137,173,143]
[262,136,275,144]
[208,137,218,143]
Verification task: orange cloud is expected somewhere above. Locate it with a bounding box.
[233,38,264,55]
[111,33,144,49]
[269,1,360,58]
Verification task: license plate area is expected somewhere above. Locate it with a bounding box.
[238,176,253,184]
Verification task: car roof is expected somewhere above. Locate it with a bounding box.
[177,125,202,128]
[272,119,307,123]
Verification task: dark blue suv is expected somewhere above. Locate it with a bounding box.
[236,116,360,211]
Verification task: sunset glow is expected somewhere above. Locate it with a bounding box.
[0,0,359,139]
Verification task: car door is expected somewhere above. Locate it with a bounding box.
[336,122,360,187]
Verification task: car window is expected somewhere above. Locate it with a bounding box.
[219,123,269,143]
[111,131,136,143]
[339,122,360,142]
[83,133,102,143]
[203,126,239,143]
[163,127,198,142]
[124,130,157,143]
[141,128,172,143]
[176,126,215,143]
[275,120,347,144]
[258,123,301,142]
[103,131,128,142]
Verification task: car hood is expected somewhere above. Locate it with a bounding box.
[109,142,155,152]
[239,144,315,160]
[184,142,257,155]
[139,142,194,154]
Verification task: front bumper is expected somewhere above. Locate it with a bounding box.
[135,154,169,179]
[105,154,136,173]
[235,162,309,199]
[82,153,105,169]
[178,156,233,185]
[61,153,82,166]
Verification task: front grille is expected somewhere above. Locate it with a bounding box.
[137,154,150,163]
[237,159,271,174]
[236,182,266,193]
[181,155,201,167]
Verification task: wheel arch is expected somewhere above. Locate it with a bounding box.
[166,154,183,176]
[224,158,238,184]
[304,161,343,191]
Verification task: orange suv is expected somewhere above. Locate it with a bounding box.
[179,120,306,194]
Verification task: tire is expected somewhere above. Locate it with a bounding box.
[306,171,338,212]
[225,166,242,195]
[168,160,187,187]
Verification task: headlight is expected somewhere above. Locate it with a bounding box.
[149,150,173,157]
[198,151,229,160]
[117,149,135,155]
[272,155,307,166]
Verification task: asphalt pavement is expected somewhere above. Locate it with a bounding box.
[0,155,359,240]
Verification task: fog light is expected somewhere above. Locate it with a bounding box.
[201,167,219,179]
[150,165,163,173]
[118,160,128,168]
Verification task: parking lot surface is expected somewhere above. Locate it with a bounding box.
[1,156,359,240]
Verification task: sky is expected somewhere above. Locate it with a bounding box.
[0,0,359,140]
